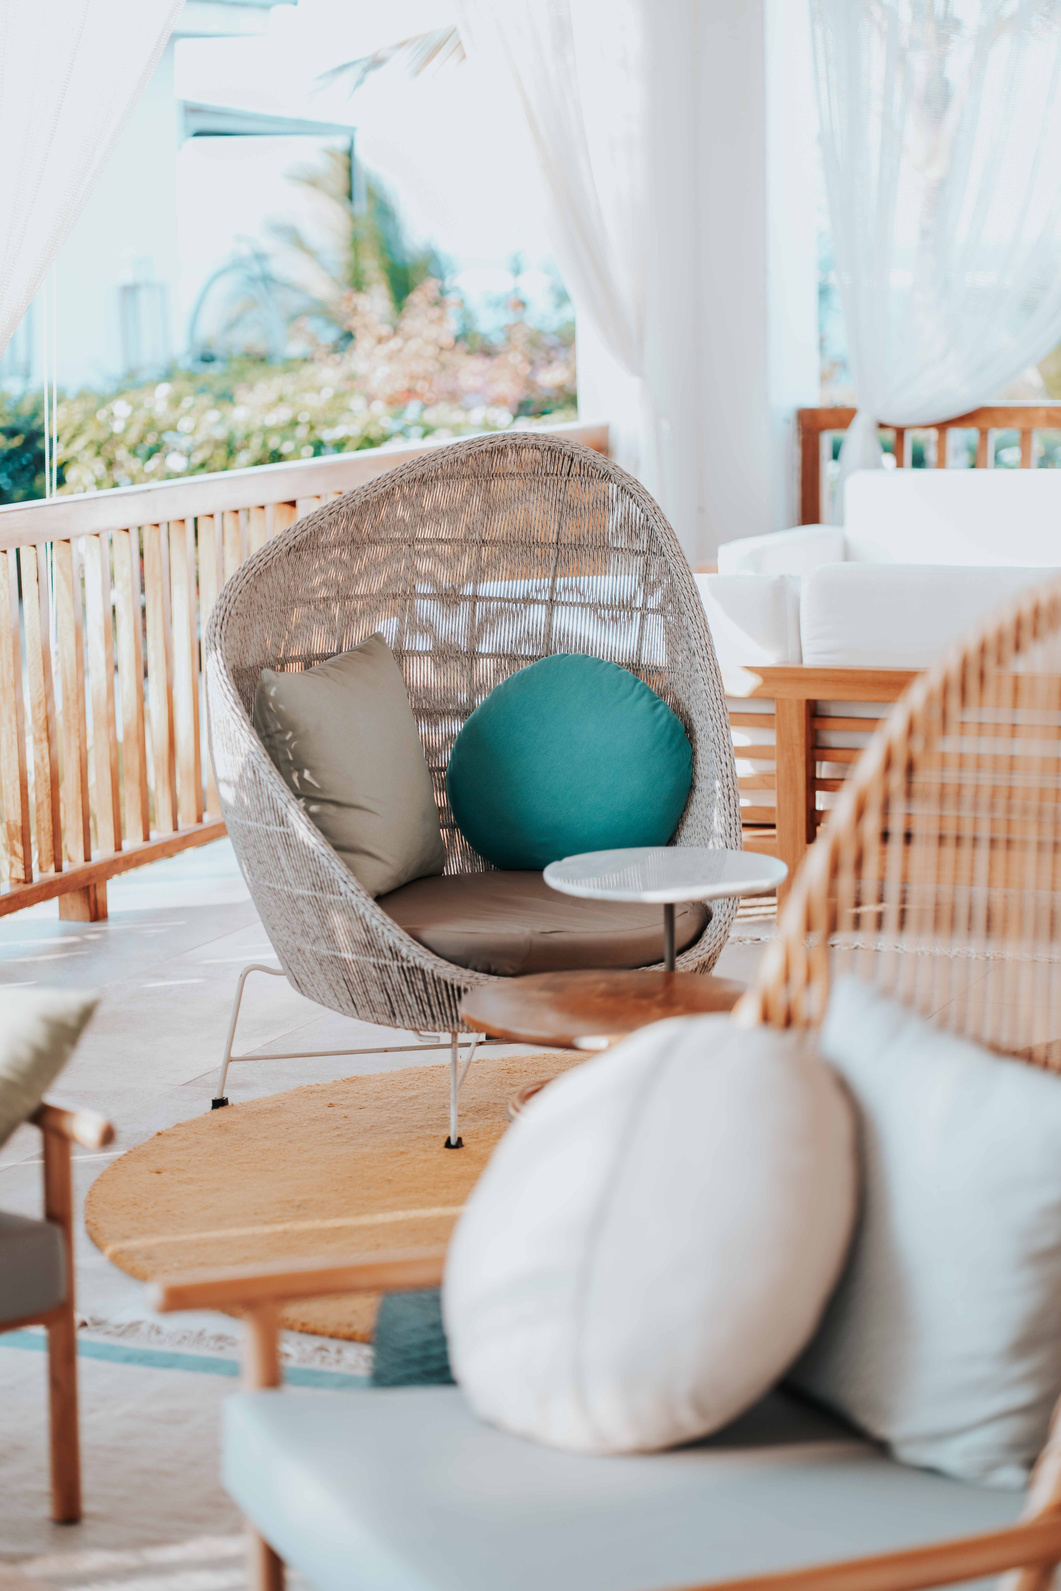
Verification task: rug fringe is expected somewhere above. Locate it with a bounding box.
[75,1312,373,1375]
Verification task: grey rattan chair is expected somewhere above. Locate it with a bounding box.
[205,432,741,1139]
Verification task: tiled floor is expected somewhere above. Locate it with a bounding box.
[0,840,771,1568]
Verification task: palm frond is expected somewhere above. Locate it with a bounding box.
[317,27,465,96]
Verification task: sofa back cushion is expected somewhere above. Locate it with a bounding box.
[844,470,1061,566]
[716,526,846,577]
[800,564,1054,669]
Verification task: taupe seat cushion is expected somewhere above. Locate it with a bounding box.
[378,872,708,975]
[0,1211,65,1325]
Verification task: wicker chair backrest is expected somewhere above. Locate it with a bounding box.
[740,576,1061,1069]
[211,432,740,876]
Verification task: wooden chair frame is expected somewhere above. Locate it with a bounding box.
[2,1101,114,1523]
[152,1246,1061,1591]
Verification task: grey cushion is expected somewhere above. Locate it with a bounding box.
[792,977,1061,1490]
[0,1211,66,1325]
[223,1386,1020,1591]
[253,633,446,898]
[378,871,708,974]
[0,988,98,1149]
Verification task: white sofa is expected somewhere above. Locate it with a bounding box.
[700,470,1061,668]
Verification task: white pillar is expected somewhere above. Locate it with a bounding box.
[577,0,819,565]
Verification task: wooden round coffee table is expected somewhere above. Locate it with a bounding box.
[460,967,746,1053]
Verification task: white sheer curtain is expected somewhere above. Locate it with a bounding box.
[812,0,1061,512]
[0,0,185,361]
[450,0,664,501]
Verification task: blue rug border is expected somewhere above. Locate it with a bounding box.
[0,1329,368,1389]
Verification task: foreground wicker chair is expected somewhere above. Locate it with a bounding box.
[736,572,1061,1057]
[162,578,1061,1591]
[205,432,740,1137]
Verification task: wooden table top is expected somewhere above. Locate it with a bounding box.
[460,968,745,1051]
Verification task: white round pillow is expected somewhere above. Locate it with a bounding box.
[443,1014,857,1454]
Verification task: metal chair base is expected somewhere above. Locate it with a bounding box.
[213,964,483,1144]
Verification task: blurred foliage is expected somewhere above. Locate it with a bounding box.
[0,155,576,502]
[0,391,53,502]
[2,276,575,499]
[268,152,446,344]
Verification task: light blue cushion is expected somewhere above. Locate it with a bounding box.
[223,1386,1020,1591]
[792,977,1061,1489]
[445,654,692,871]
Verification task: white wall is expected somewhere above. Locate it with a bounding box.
[52,42,180,391]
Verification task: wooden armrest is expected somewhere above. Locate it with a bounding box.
[674,1517,1061,1591]
[31,1099,114,1152]
[149,1246,446,1314]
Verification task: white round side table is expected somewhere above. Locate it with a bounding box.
[543,846,788,971]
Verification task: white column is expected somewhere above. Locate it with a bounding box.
[577,0,819,565]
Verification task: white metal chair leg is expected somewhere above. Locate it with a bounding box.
[445,1031,480,1149]
[215,966,487,1145]
[214,964,285,1107]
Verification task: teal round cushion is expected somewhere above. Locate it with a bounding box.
[446,654,693,870]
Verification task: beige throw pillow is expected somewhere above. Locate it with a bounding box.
[253,633,447,897]
[0,989,99,1149]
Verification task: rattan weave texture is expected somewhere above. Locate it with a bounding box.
[205,433,741,1034]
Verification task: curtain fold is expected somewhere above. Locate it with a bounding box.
[450,0,665,503]
[0,0,185,362]
[812,0,1061,516]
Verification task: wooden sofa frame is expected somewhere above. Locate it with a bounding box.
[729,402,1061,895]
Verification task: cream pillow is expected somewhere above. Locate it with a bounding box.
[253,633,446,897]
[444,1014,857,1454]
[0,989,99,1148]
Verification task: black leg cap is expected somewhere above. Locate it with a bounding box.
[211,1097,229,1109]
[444,1135,463,1149]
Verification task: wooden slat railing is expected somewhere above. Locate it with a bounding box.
[0,421,609,920]
[798,403,1061,524]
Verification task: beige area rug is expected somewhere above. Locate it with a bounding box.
[85,1050,579,1342]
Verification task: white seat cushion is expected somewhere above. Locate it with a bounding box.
[697,574,802,666]
[223,1386,1022,1591]
[800,564,1054,668]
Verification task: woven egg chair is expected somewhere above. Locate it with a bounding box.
[736,572,1061,1077]
[205,431,741,1141]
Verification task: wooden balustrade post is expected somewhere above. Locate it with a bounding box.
[20,544,63,877]
[0,547,32,885]
[54,538,97,919]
